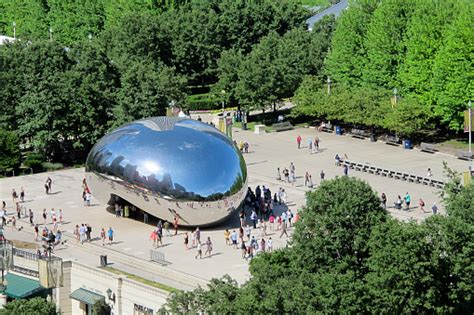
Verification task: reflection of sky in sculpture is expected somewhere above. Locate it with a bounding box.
[86,117,247,200]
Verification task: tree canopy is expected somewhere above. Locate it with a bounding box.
[161,176,474,313]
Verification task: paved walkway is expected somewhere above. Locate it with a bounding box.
[0,127,469,287]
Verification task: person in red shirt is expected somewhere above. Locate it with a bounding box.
[296,135,302,149]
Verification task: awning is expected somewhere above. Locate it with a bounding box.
[5,273,47,299]
[70,288,105,305]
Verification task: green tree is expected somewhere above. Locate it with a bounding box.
[0,297,57,315]
[64,39,120,153]
[47,0,106,46]
[14,41,73,160]
[399,0,460,107]
[213,49,244,108]
[383,96,432,137]
[235,32,281,113]
[114,60,187,126]
[432,3,474,130]
[0,129,22,171]
[362,0,412,89]
[0,0,49,40]
[324,0,379,87]
[92,299,111,315]
[101,12,172,71]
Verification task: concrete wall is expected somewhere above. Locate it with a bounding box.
[57,261,169,315]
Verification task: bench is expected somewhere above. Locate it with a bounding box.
[319,123,333,133]
[150,249,170,266]
[272,121,293,132]
[456,150,473,161]
[385,135,400,146]
[349,128,370,139]
[420,142,437,153]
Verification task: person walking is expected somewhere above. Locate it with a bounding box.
[343,164,348,176]
[224,229,230,245]
[163,221,171,237]
[296,135,302,149]
[276,167,281,181]
[280,222,288,238]
[107,227,114,245]
[28,209,34,225]
[11,216,16,230]
[173,215,179,235]
[381,193,387,209]
[20,187,25,203]
[42,209,47,225]
[73,225,80,243]
[204,237,213,257]
[34,224,39,242]
[267,237,273,252]
[320,170,325,181]
[100,228,106,246]
[250,210,257,229]
[184,232,189,250]
[195,242,202,259]
[419,198,426,213]
[307,137,312,151]
[404,192,411,210]
[432,203,438,215]
[230,230,238,249]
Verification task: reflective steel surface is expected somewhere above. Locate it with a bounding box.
[85,117,247,226]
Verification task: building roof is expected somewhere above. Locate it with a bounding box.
[70,288,105,305]
[5,273,46,299]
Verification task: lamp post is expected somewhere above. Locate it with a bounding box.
[327,76,331,95]
[49,27,53,42]
[221,90,226,113]
[469,100,472,171]
[12,22,16,39]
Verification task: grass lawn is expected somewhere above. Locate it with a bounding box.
[298,0,330,7]
[103,266,179,293]
[438,139,470,150]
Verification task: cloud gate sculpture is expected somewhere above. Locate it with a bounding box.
[85,117,247,227]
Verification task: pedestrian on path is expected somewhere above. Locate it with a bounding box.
[34,224,39,241]
[100,228,106,246]
[29,209,34,225]
[419,198,426,213]
[276,167,281,181]
[404,192,411,210]
[280,222,288,238]
[20,187,25,203]
[381,193,387,209]
[296,135,302,149]
[195,242,202,259]
[184,232,189,249]
[164,221,171,237]
[432,203,438,215]
[173,215,179,235]
[107,227,114,245]
[320,170,325,181]
[224,229,230,245]
[343,164,348,176]
[267,237,273,252]
[205,237,213,257]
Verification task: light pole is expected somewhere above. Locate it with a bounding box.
[12,22,16,39]
[49,27,53,42]
[327,76,331,95]
[221,90,226,113]
[469,100,472,171]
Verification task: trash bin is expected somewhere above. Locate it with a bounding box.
[403,139,412,149]
[335,126,342,135]
[100,255,107,267]
[370,134,376,142]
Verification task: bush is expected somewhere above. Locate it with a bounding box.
[23,152,45,172]
[41,162,64,171]
[185,93,222,111]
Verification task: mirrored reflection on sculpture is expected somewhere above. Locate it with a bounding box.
[85,117,247,226]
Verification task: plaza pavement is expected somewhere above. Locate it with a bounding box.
[0,126,469,289]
